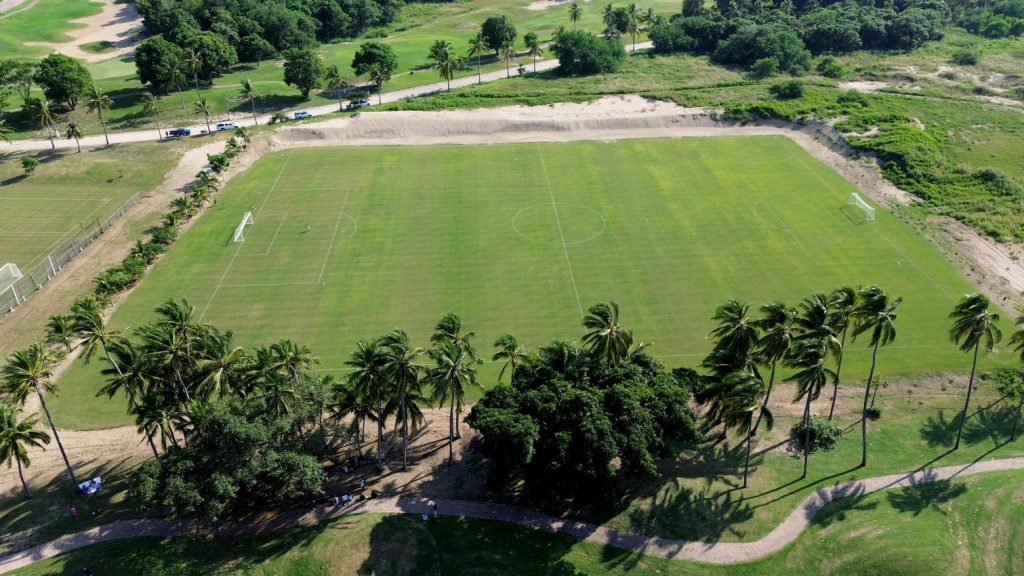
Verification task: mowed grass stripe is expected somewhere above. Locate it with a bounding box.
[51,137,1014,429]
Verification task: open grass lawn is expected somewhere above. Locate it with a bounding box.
[9,468,1024,575]
[0,142,184,275]
[0,0,102,60]
[52,136,1013,429]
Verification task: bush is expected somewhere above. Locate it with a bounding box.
[790,415,842,453]
[151,225,177,246]
[550,30,626,76]
[837,90,869,107]
[269,111,289,124]
[21,157,39,175]
[750,56,780,78]
[207,153,230,173]
[815,56,847,79]
[769,79,806,99]
[950,50,980,65]
[865,407,882,420]
[713,24,811,74]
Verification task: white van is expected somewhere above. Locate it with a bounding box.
[216,121,237,131]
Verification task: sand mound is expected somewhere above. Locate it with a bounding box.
[526,0,591,11]
[26,0,144,63]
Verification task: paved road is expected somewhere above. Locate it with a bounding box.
[1,454,1022,572]
[4,42,653,151]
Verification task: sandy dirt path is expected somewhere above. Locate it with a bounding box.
[1,455,1022,572]
[25,0,144,63]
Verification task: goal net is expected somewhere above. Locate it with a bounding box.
[1,262,24,308]
[846,193,876,222]
[232,211,254,243]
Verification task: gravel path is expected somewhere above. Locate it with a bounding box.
[2,455,1022,572]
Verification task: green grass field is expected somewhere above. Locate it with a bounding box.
[51,136,1013,429]
[0,0,103,60]
[9,469,1024,575]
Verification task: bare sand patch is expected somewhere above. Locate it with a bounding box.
[526,0,590,11]
[839,81,890,92]
[26,0,144,63]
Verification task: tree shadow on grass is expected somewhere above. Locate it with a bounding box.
[886,471,967,516]
[625,485,754,543]
[920,404,1018,449]
[809,482,879,527]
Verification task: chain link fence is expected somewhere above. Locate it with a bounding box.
[1,191,143,315]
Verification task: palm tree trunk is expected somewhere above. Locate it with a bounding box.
[17,458,32,499]
[74,136,81,153]
[829,329,848,420]
[250,99,258,126]
[35,385,78,487]
[1011,386,1024,441]
[954,343,981,450]
[375,387,384,471]
[860,341,880,467]
[377,84,383,105]
[147,434,161,461]
[533,55,537,73]
[194,74,201,99]
[102,342,123,377]
[752,362,776,436]
[742,416,754,489]
[203,112,211,135]
[165,426,179,448]
[175,366,192,402]
[99,110,109,146]
[477,60,482,84]
[401,389,408,471]
[506,59,510,78]
[154,110,162,140]
[448,390,455,466]
[801,392,812,479]
[176,83,185,109]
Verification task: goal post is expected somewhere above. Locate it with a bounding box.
[233,211,254,243]
[846,192,876,222]
[0,262,24,307]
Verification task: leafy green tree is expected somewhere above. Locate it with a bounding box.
[21,156,39,175]
[713,24,811,74]
[0,404,50,498]
[283,49,324,99]
[352,43,397,103]
[135,37,183,89]
[239,79,259,125]
[683,0,704,16]
[188,31,237,77]
[34,53,92,109]
[2,344,78,486]
[85,85,112,146]
[193,96,212,134]
[429,40,462,90]
[347,339,389,470]
[131,390,180,457]
[492,334,526,383]
[196,328,250,400]
[851,285,900,467]
[481,15,518,55]
[524,32,544,72]
[330,379,377,460]
[550,30,626,76]
[265,339,318,384]
[237,35,276,64]
[141,91,163,140]
[64,122,84,152]
[467,33,489,84]
[949,293,1002,450]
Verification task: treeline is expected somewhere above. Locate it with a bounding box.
[956,0,1024,37]
[650,0,948,73]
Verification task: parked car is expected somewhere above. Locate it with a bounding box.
[216,121,237,131]
[166,127,191,137]
[346,99,369,110]
[294,111,312,119]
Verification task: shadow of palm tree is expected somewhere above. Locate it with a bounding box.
[810,482,879,527]
[625,485,753,542]
[886,471,967,516]
[919,410,959,448]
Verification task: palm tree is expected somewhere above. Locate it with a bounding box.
[86,85,113,146]
[130,390,179,457]
[97,339,149,405]
[429,39,453,64]
[524,32,543,73]
[2,344,78,486]
[347,339,389,470]
[438,53,463,91]
[787,341,836,478]
[710,300,760,359]
[826,286,859,420]
[183,49,202,97]
[64,122,84,152]
[851,286,900,467]
[162,60,188,109]
[602,3,618,34]
[27,97,56,150]
[492,334,525,383]
[239,79,259,126]
[467,33,488,84]
[0,404,50,498]
[73,308,123,377]
[193,97,212,134]
[138,324,193,403]
[330,380,377,461]
[254,375,298,419]
[381,329,423,470]
[368,63,391,105]
[429,340,481,465]
[195,328,249,400]
[949,293,1002,450]
[266,339,318,384]
[626,17,641,51]
[141,91,163,140]
[582,302,632,366]
[323,65,351,111]
[431,312,477,357]
[1009,313,1024,441]
[569,0,583,27]
[719,370,771,488]
[683,0,703,16]
[500,42,517,78]
[752,301,796,436]
[45,314,75,354]
[0,115,12,144]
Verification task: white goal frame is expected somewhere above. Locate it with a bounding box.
[0,262,24,306]
[233,211,254,243]
[846,192,876,222]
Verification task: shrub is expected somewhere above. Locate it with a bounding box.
[865,407,882,420]
[151,225,177,246]
[815,56,847,79]
[269,111,289,124]
[648,22,697,54]
[950,50,980,65]
[790,416,842,453]
[750,56,780,78]
[837,90,869,107]
[550,30,626,76]
[21,157,39,175]
[207,153,230,173]
[769,79,806,99]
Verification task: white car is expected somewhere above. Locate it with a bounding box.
[216,121,237,131]
[294,111,312,119]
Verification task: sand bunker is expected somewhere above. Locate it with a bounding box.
[526,0,591,11]
[26,0,144,63]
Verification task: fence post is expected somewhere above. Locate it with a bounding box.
[48,255,58,276]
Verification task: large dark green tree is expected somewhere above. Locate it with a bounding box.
[34,53,92,109]
[283,48,324,99]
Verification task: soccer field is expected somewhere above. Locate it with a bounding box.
[53,136,1013,427]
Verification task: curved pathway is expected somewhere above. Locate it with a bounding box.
[1,455,1022,572]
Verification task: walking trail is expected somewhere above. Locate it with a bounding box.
[0,455,1022,572]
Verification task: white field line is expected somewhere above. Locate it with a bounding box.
[781,144,854,232]
[218,281,321,288]
[744,179,819,265]
[317,189,353,284]
[200,152,294,320]
[536,145,584,319]
[263,212,288,255]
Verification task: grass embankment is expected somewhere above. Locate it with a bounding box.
[9,468,1024,575]
[49,137,1014,429]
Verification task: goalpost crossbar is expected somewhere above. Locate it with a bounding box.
[233,211,254,243]
[0,262,24,308]
[846,192,876,222]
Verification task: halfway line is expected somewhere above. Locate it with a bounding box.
[536,145,584,319]
[318,188,353,284]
